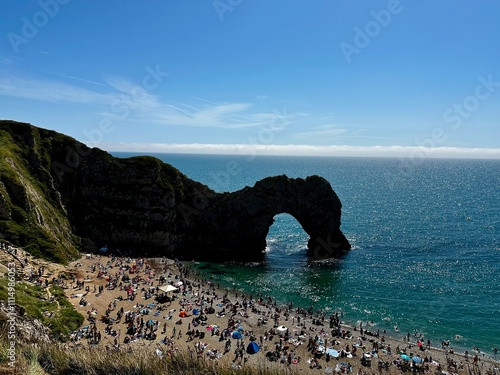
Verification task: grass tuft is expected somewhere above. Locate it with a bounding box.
[0,338,299,375]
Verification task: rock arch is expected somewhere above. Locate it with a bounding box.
[185,175,351,261]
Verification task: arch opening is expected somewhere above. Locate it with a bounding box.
[265,213,309,259]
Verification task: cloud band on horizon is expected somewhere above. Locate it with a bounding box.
[98,142,500,159]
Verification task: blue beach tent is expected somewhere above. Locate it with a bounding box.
[231,331,243,339]
[246,341,260,354]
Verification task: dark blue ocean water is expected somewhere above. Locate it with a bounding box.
[114,153,500,355]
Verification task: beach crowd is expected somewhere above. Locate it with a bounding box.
[1,242,498,375]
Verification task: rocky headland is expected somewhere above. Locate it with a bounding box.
[0,120,350,262]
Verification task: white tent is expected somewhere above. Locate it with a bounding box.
[158,285,178,293]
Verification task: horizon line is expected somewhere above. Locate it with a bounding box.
[94,142,500,160]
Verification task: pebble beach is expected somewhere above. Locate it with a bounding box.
[60,253,499,375]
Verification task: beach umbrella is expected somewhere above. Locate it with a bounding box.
[412,356,422,363]
[192,308,200,315]
[400,354,411,361]
[246,342,260,354]
[158,285,178,293]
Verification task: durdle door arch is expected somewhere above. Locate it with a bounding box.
[185,175,351,261]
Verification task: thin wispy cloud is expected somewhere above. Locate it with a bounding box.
[0,57,14,65]
[253,94,268,100]
[293,125,348,139]
[0,74,114,103]
[149,102,283,129]
[94,85,300,129]
[46,72,107,87]
[0,73,298,129]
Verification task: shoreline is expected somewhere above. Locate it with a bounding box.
[188,260,499,359]
[2,246,498,374]
[148,255,499,372]
[187,259,500,361]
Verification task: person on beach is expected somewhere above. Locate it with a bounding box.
[59,253,500,375]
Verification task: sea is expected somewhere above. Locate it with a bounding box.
[113,153,500,356]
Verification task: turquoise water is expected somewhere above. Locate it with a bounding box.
[114,153,500,355]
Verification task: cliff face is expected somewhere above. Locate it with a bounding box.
[0,120,350,262]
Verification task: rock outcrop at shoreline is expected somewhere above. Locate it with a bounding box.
[0,120,350,262]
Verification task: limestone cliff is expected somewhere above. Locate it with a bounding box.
[0,120,350,262]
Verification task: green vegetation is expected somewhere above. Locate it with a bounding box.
[0,121,80,264]
[0,340,291,375]
[0,277,84,341]
[0,221,69,263]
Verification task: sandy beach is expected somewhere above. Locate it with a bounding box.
[49,253,497,375]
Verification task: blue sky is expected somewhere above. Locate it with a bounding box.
[1,0,500,158]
